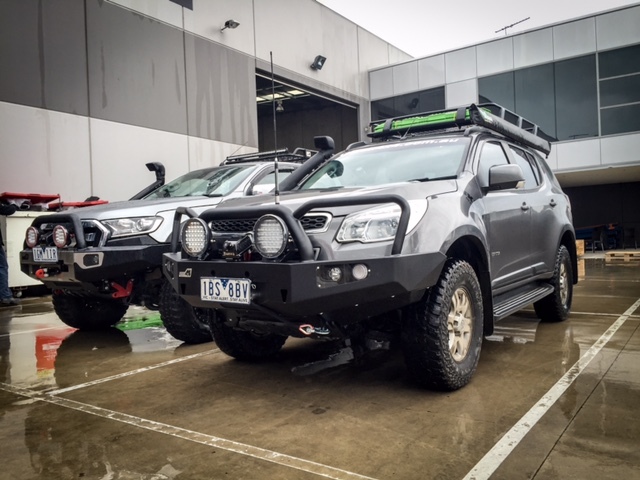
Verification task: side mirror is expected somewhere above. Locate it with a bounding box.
[487,164,524,191]
[250,184,274,196]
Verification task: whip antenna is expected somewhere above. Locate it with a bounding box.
[270,51,280,204]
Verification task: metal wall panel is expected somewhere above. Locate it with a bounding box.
[392,62,419,96]
[0,0,88,115]
[476,38,514,77]
[553,18,596,60]
[90,118,189,202]
[513,28,553,69]
[0,102,91,201]
[188,137,257,172]
[357,28,395,99]
[86,0,187,135]
[555,138,601,171]
[445,79,477,109]
[369,68,394,101]
[601,133,640,166]
[596,5,640,51]
[445,47,476,84]
[107,0,184,28]
[417,55,445,90]
[184,34,257,146]
[183,0,255,56]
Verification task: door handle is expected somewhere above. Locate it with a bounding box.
[521,202,529,211]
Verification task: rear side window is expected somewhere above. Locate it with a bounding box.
[509,146,539,189]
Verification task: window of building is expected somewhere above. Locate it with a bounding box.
[371,86,444,120]
[479,72,515,111]
[555,55,598,140]
[599,45,640,136]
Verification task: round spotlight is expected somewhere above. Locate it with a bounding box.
[52,225,69,248]
[25,226,39,248]
[352,264,369,280]
[181,218,209,257]
[253,215,288,258]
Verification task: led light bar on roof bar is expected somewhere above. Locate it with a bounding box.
[367,103,551,156]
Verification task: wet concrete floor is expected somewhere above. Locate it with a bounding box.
[0,258,639,479]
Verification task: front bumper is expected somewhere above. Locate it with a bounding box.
[163,251,447,319]
[20,244,170,286]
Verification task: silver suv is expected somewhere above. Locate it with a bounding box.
[163,104,577,390]
[19,148,324,343]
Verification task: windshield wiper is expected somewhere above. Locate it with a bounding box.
[205,193,224,198]
[409,174,457,183]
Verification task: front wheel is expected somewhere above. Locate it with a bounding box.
[52,292,128,330]
[159,280,213,344]
[402,259,484,391]
[209,312,287,361]
[534,245,573,323]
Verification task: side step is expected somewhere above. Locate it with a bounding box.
[493,284,553,321]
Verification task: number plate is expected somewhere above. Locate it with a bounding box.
[201,277,251,305]
[33,247,58,263]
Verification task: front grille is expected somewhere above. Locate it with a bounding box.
[34,218,106,247]
[209,213,330,234]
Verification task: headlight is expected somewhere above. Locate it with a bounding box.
[181,218,210,257]
[253,214,288,258]
[25,226,39,248]
[337,204,400,244]
[102,216,163,238]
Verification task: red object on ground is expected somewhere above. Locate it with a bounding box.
[48,200,108,209]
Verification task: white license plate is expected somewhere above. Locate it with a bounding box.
[201,277,251,305]
[33,247,58,263]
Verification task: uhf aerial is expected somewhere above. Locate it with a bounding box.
[270,51,280,205]
[495,17,530,35]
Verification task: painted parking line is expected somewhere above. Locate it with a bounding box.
[463,297,640,480]
[46,349,218,395]
[0,382,378,480]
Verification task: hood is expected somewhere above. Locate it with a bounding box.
[61,196,224,221]
[218,180,459,214]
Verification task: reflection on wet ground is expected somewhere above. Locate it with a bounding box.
[1,258,639,479]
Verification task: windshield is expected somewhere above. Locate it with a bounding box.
[144,165,255,199]
[300,137,470,190]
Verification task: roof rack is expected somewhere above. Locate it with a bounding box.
[222,147,316,165]
[367,103,551,156]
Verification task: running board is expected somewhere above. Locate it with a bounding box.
[493,285,554,321]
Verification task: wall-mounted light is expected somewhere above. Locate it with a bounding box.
[221,19,240,32]
[276,100,284,113]
[310,55,327,71]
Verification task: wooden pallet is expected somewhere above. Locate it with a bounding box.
[605,250,640,261]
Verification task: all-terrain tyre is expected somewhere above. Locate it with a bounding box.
[534,245,573,323]
[159,280,213,344]
[209,312,287,361]
[402,259,484,391]
[52,292,128,330]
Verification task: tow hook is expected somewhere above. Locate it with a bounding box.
[111,279,134,299]
[299,324,331,336]
[35,268,59,279]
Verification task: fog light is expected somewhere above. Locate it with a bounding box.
[25,227,39,248]
[352,264,369,280]
[328,267,342,282]
[181,218,209,257]
[52,225,69,248]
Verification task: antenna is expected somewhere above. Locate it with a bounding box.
[495,17,530,35]
[270,51,280,205]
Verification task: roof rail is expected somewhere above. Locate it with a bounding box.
[222,147,317,165]
[367,103,551,156]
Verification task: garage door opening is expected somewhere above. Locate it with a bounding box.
[256,72,358,153]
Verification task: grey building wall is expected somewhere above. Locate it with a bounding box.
[0,0,410,201]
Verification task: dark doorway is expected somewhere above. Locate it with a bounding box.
[256,73,358,153]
